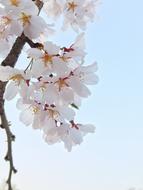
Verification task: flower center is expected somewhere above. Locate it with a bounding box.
[32,106,39,114]
[10,74,24,85]
[47,109,59,119]
[40,84,46,92]
[10,0,20,6]
[1,16,11,26]
[60,56,70,62]
[67,2,78,12]
[42,53,53,66]
[55,78,69,91]
[20,13,31,26]
[10,74,24,82]
[0,16,11,37]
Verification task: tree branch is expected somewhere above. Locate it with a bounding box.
[25,37,43,49]
[1,109,17,190]
[1,33,27,67]
[0,82,6,117]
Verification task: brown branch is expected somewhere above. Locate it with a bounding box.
[1,34,43,67]
[1,111,17,190]
[1,33,27,67]
[25,37,43,49]
[0,81,6,117]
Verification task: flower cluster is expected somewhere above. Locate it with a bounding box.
[0,33,98,151]
[0,0,99,56]
[0,0,99,151]
[0,0,47,37]
[0,0,48,56]
[43,0,99,31]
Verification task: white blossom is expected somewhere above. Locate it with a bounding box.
[0,66,30,100]
[43,0,99,31]
[43,0,64,18]
[0,0,48,39]
[62,0,98,32]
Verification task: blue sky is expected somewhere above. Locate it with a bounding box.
[0,0,143,190]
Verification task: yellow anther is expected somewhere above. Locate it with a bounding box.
[20,12,31,26]
[40,85,46,92]
[10,74,24,82]
[32,106,39,114]
[42,53,53,66]
[60,56,70,62]
[55,78,69,91]
[1,16,11,26]
[10,0,20,6]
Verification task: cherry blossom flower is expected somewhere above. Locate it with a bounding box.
[0,8,22,39]
[43,0,64,18]
[0,0,48,39]
[63,0,98,32]
[43,121,95,151]
[0,66,30,100]
[72,62,98,85]
[27,41,66,76]
[43,0,99,32]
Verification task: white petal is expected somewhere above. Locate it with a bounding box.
[4,82,19,100]
[44,41,60,54]
[58,106,75,121]
[83,73,99,85]
[32,114,41,129]
[82,62,98,73]
[79,124,95,133]
[60,88,74,104]
[24,16,46,39]
[19,108,33,126]
[27,48,43,59]
[70,128,83,144]
[73,32,85,50]
[30,61,45,77]
[68,77,91,97]
[62,136,73,152]
[10,21,22,36]
[0,66,14,81]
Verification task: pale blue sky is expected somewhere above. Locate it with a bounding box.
[0,0,143,190]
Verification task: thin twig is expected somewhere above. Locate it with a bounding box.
[25,37,43,48]
[1,111,17,190]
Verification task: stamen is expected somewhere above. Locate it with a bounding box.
[10,0,20,6]
[32,106,39,114]
[20,12,31,26]
[42,53,53,66]
[10,74,24,82]
[47,109,59,119]
[55,78,69,91]
[67,2,78,12]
